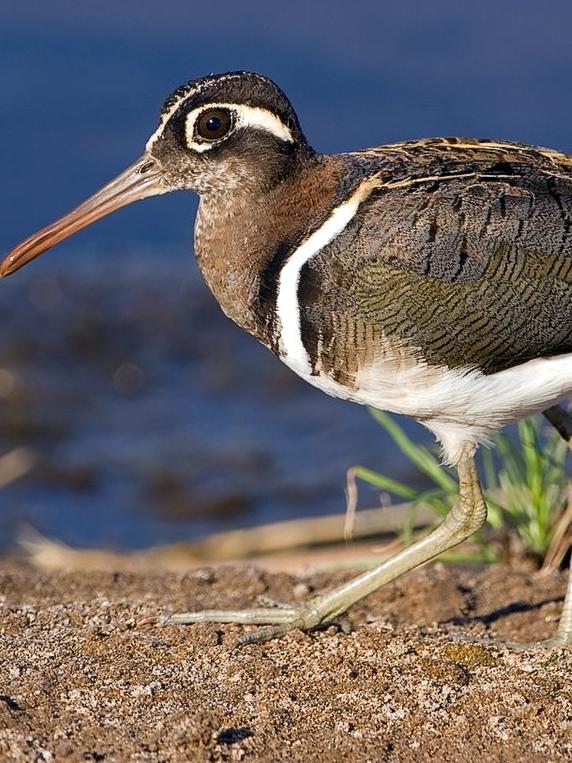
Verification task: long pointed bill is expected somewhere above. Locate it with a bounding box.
[1,155,166,277]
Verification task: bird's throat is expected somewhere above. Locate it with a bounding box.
[193,155,345,349]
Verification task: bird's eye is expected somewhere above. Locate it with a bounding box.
[196,108,233,141]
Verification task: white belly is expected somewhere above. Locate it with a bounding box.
[282,352,572,464]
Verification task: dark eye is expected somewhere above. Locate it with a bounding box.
[196,108,233,141]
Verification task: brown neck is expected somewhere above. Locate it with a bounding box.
[193,153,344,348]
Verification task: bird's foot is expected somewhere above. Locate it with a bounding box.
[455,624,571,651]
[504,633,572,651]
[164,595,353,645]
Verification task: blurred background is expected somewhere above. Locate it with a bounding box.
[1,0,572,551]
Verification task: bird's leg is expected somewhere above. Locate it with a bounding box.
[537,404,572,645]
[167,454,487,644]
[543,404,572,447]
[508,564,572,650]
[556,566,572,642]
[545,565,572,645]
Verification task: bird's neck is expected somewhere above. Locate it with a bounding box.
[193,154,344,348]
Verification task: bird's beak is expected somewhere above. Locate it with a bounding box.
[1,155,166,277]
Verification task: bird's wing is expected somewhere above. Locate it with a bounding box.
[299,140,572,376]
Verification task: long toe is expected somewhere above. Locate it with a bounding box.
[164,595,351,643]
[237,620,306,646]
[167,606,298,626]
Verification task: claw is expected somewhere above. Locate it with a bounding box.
[505,634,572,651]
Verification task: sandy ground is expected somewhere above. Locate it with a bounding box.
[0,562,571,762]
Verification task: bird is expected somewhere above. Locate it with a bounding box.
[3,70,572,647]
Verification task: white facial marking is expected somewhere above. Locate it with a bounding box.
[276,177,382,376]
[184,104,294,152]
[146,99,190,151]
[145,73,244,150]
[146,91,294,152]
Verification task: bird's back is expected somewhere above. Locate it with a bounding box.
[298,137,572,380]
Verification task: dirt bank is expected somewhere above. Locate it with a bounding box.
[0,563,570,761]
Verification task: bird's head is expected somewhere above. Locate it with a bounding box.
[1,71,312,276]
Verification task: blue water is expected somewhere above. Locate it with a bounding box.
[1,1,572,549]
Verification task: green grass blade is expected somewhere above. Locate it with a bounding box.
[360,408,569,564]
[350,466,419,501]
[368,408,458,492]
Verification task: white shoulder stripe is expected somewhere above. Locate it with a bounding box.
[276,176,382,375]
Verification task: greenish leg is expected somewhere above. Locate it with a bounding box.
[535,567,572,647]
[534,404,572,646]
[544,404,572,446]
[508,561,572,649]
[168,455,487,644]
[556,567,572,642]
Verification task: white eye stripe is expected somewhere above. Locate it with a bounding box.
[146,102,294,152]
[145,100,294,152]
[184,104,294,152]
[145,74,255,150]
